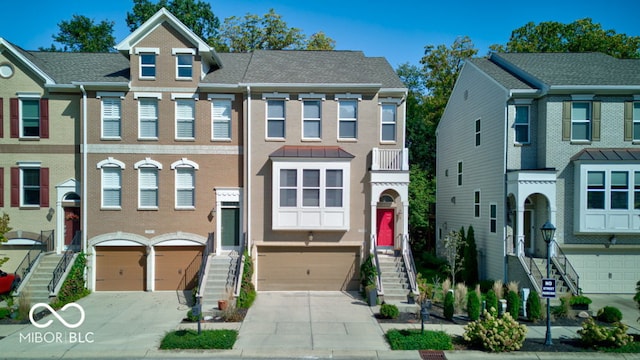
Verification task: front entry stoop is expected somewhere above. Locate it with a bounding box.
[377,252,419,313]
[200,252,239,314]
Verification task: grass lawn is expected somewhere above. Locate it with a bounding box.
[160,329,238,350]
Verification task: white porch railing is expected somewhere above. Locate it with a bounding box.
[371,148,409,171]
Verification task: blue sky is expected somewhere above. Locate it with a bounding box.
[0,1,638,68]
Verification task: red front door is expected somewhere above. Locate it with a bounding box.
[376,209,394,247]
[64,207,80,245]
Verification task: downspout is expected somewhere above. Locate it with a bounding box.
[80,85,88,252]
[503,99,509,284]
[245,86,251,251]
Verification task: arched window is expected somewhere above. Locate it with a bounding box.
[171,158,198,209]
[134,158,162,209]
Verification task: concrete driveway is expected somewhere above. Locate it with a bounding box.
[0,292,188,359]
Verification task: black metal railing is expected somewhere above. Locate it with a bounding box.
[232,234,247,297]
[195,233,215,303]
[401,234,418,293]
[48,231,81,294]
[13,230,53,282]
[371,234,383,294]
[526,256,543,293]
[551,241,580,295]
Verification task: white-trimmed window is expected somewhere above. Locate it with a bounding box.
[576,163,640,233]
[172,48,194,79]
[212,99,232,140]
[272,161,350,230]
[101,96,122,139]
[572,102,591,141]
[21,167,40,206]
[457,161,463,186]
[97,158,125,209]
[135,158,162,209]
[633,102,640,141]
[140,53,156,78]
[172,159,198,209]
[138,98,158,139]
[381,104,397,142]
[514,105,530,144]
[303,100,321,139]
[490,203,497,233]
[175,99,195,139]
[475,119,481,146]
[267,99,286,139]
[21,99,40,137]
[474,190,480,218]
[338,99,358,139]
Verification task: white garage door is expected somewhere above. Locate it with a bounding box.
[568,253,640,294]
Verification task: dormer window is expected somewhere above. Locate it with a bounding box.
[173,48,195,80]
[135,48,159,79]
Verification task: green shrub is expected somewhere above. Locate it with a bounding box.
[360,254,377,288]
[597,306,623,323]
[570,295,592,306]
[485,289,498,316]
[578,318,632,349]
[50,253,90,309]
[506,290,520,319]
[551,294,570,319]
[466,291,481,321]
[379,303,399,319]
[479,280,494,294]
[386,329,453,350]
[463,310,528,352]
[526,291,542,322]
[444,291,455,320]
[160,329,237,349]
[0,307,11,319]
[186,309,201,322]
[237,251,257,309]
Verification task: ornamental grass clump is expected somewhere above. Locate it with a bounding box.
[578,317,633,349]
[463,309,527,352]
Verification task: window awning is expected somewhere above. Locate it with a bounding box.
[571,148,640,161]
[269,146,355,159]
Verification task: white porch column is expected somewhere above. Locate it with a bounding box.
[516,205,525,257]
[370,202,377,254]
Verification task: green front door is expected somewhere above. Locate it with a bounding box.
[221,207,240,250]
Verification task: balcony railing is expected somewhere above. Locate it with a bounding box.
[371,148,409,171]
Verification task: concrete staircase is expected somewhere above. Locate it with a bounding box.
[200,252,240,313]
[530,257,570,295]
[20,253,61,305]
[377,252,418,313]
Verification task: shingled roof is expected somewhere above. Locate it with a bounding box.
[571,148,640,161]
[480,52,640,90]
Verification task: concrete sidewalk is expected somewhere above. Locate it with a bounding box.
[0,290,638,359]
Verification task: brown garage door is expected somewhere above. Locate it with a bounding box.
[258,246,360,291]
[96,246,146,291]
[155,246,203,291]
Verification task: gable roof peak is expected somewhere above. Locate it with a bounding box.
[114,7,222,67]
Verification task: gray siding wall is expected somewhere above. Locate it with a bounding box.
[436,63,509,282]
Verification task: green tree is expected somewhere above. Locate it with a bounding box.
[305,31,336,50]
[490,18,640,59]
[443,230,464,283]
[42,15,115,52]
[463,226,479,286]
[126,0,221,46]
[407,166,435,250]
[217,9,306,52]
[0,213,11,267]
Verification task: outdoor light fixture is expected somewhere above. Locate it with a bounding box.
[540,220,556,346]
[308,231,314,242]
[609,235,617,246]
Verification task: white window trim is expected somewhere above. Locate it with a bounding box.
[208,94,235,101]
[632,101,640,141]
[335,93,362,101]
[100,96,122,139]
[18,97,41,138]
[174,51,194,80]
[136,163,160,210]
[98,157,125,209]
[174,98,196,140]
[134,92,162,100]
[514,104,531,145]
[96,92,125,99]
[380,103,397,143]
[571,101,592,142]
[575,163,640,233]
[272,160,350,231]
[173,164,197,210]
[301,99,322,140]
[18,163,41,208]
[337,99,358,140]
[137,50,158,80]
[134,47,160,54]
[265,99,286,140]
[137,97,159,140]
[298,93,326,101]
[261,92,290,100]
[211,99,232,141]
[170,158,199,170]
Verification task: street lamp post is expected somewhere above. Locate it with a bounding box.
[540,221,556,346]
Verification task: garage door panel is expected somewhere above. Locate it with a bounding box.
[258,247,360,291]
[568,253,640,294]
[96,246,146,291]
[155,246,203,291]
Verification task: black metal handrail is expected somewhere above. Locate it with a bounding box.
[401,234,418,293]
[526,256,543,293]
[13,230,53,282]
[551,240,580,295]
[371,234,383,294]
[195,233,214,302]
[232,234,247,297]
[48,231,81,293]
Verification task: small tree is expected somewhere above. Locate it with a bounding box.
[467,291,481,321]
[526,290,542,322]
[442,230,464,283]
[506,290,521,319]
[0,213,11,267]
[463,226,479,286]
[444,291,455,321]
[485,289,498,316]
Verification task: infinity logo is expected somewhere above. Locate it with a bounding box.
[29,303,85,329]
